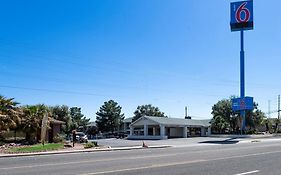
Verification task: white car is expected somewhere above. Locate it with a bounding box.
[76,132,88,143]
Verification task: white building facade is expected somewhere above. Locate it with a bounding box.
[128,116,211,140]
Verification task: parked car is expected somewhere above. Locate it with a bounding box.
[76,132,88,143]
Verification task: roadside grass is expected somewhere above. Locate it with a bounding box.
[8,143,64,153]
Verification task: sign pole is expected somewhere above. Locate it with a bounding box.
[240,30,245,134]
[230,1,254,135]
[240,30,245,98]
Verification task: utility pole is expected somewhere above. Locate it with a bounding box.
[277,95,280,120]
[268,100,271,118]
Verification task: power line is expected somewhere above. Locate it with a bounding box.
[0,47,279,90]
[0,84,237,102]
[0,38,129,67]
[1,48,281,91]
[0,71,176,93]
[1,40,280,103]
[0,85,123,98]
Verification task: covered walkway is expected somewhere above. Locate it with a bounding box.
[128,116,211,140]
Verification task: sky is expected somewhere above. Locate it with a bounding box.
[0,0,280,121]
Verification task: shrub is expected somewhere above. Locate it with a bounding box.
[53,134,65,143]
[84,142,94,149]
[0,132,5,141]
[84,141,98,149]
[246,130,257,135]
[92,141,98,147]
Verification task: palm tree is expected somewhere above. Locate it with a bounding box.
[0,95,21,131]
[21,104,49,143]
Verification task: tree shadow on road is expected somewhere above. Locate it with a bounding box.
[199,138,239,144]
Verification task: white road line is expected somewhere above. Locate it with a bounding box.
[78,150,278,175]
[0,153,185,170]
[2,143,281,171]
[172,142,281,153]
[79,159,205,175]
[234,170,260,175]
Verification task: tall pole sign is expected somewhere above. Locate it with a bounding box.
[230,0,254,134]
[230,0,254,32]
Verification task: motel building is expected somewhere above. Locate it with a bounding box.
[128,116,211,140]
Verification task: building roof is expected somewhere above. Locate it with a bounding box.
[123,117,133,123]
[86,122,97,127]
[49,118,65,124]
[132,116,211,127]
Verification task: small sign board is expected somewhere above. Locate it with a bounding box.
[230,0,253,31]
[232,96,254,111]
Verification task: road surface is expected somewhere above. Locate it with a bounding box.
[1,138,281,175]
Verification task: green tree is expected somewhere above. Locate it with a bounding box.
[0,95,21,131]
[69,107,90,132]
[274,118,280,132]
[86,123,98,135]
[132,104,166,122]
[211,97,266,133]
[96,100,124,133]
[260,118,271,132]
[21,104,49,143]
[246,109,266,131]
[51,106,90,136]
[51,105,71,136]
[211,115,230,133]
[211,99,233,123]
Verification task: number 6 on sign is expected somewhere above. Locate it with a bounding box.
[236,2,250,23]
[230,0,253,32]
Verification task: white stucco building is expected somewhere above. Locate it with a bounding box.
[128,116,211,140]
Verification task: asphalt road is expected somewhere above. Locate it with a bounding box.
[1,138,281,175]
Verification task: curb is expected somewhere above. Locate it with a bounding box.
[209,134,276,139]
[0,145,171,158]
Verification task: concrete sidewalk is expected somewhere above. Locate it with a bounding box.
[210,134,280,139]
[0,145,170,158]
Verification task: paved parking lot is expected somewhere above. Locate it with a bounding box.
[92,136,245,148]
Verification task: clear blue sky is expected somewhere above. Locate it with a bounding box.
[0,0,280,120]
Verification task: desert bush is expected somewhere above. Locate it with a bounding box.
[53,134,65,143]
[84,141,98,149]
